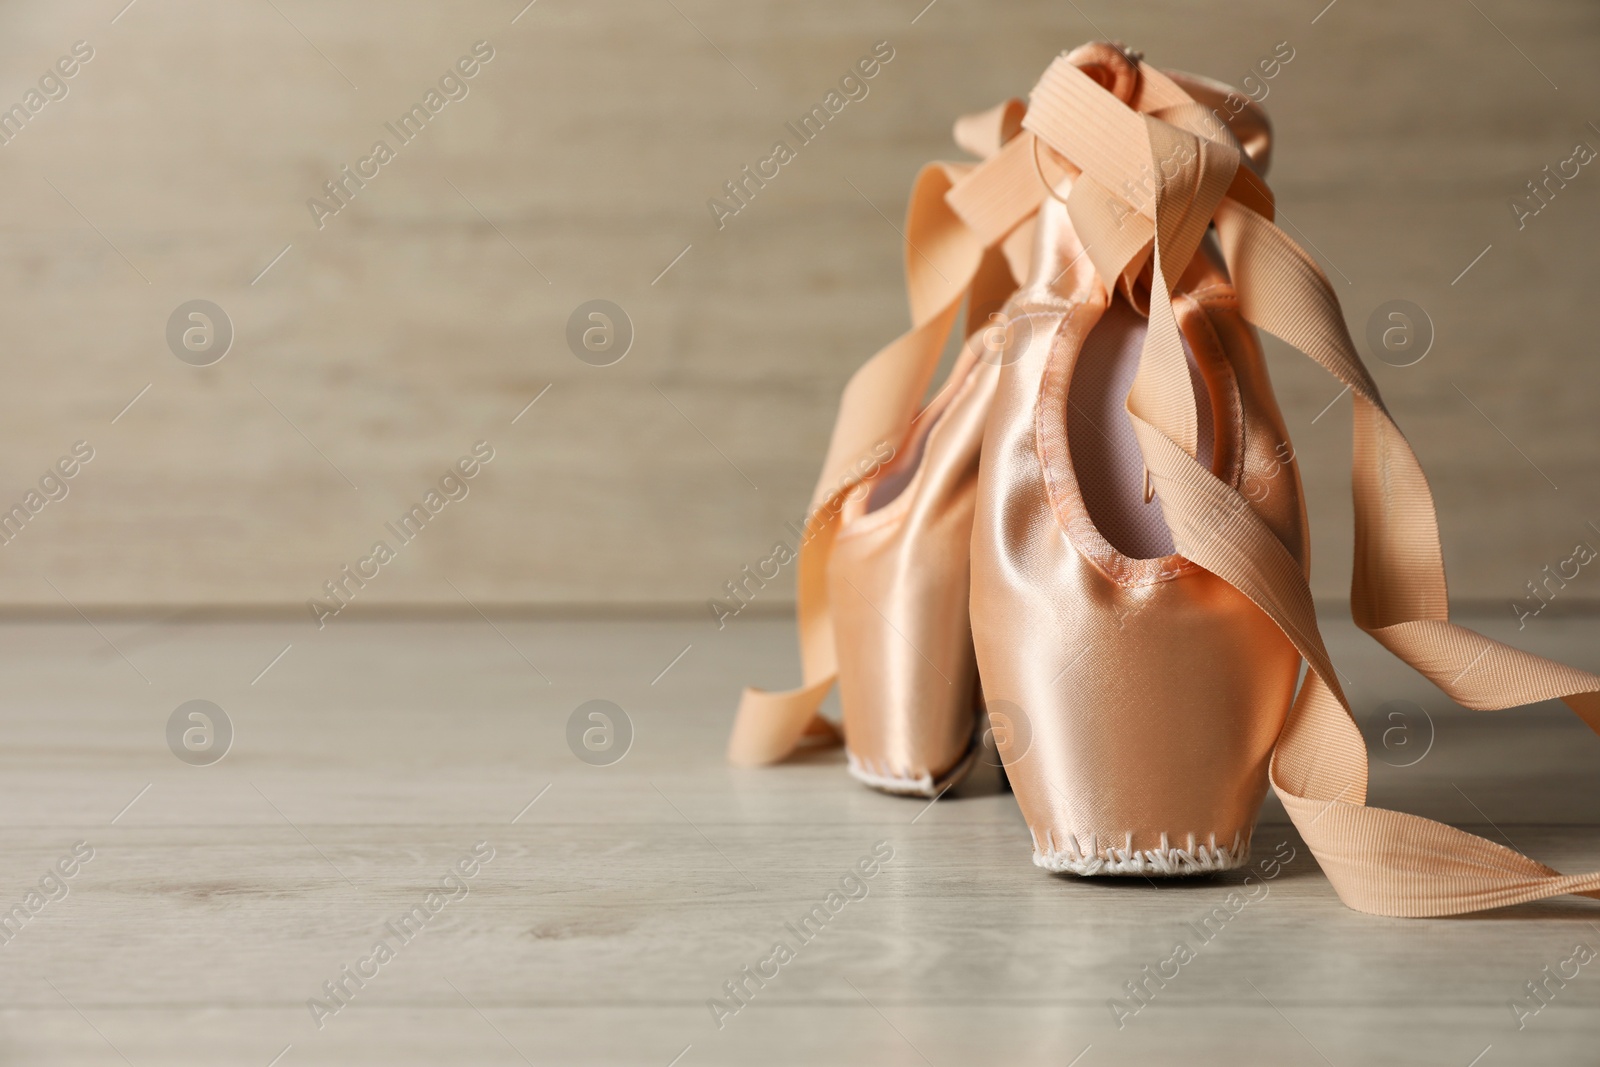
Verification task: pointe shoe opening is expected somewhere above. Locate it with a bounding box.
[865,413,935,513]
[863,335,986,515]
[1065,297,1219,560]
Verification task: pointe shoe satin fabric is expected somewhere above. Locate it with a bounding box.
[972,190,1307,873]
[829,339,995,794]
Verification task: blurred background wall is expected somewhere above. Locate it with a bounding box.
[0,0,1596,614]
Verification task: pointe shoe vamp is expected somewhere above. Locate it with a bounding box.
[985,563,1298,849]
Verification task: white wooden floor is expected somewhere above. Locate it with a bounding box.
[3,612,1600,1065]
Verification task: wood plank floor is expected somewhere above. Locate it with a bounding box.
[3,612,1599,1065]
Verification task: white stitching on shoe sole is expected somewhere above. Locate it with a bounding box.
[1034,830,1250,876]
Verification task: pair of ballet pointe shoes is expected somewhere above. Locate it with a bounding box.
[817,41,1295,876]
[832,202,1297,876]
[732,42,1600,916]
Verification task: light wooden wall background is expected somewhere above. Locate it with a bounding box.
[0,0,1596,611]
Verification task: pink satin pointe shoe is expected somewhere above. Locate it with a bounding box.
[734,338,998,797]
[971,199,1306,873]
[727,77,1034,795]
[964,44,1302,874]
[829,342,997,796]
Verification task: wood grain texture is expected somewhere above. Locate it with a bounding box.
[0,0,1595,610]
[3,614,1600,1063]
